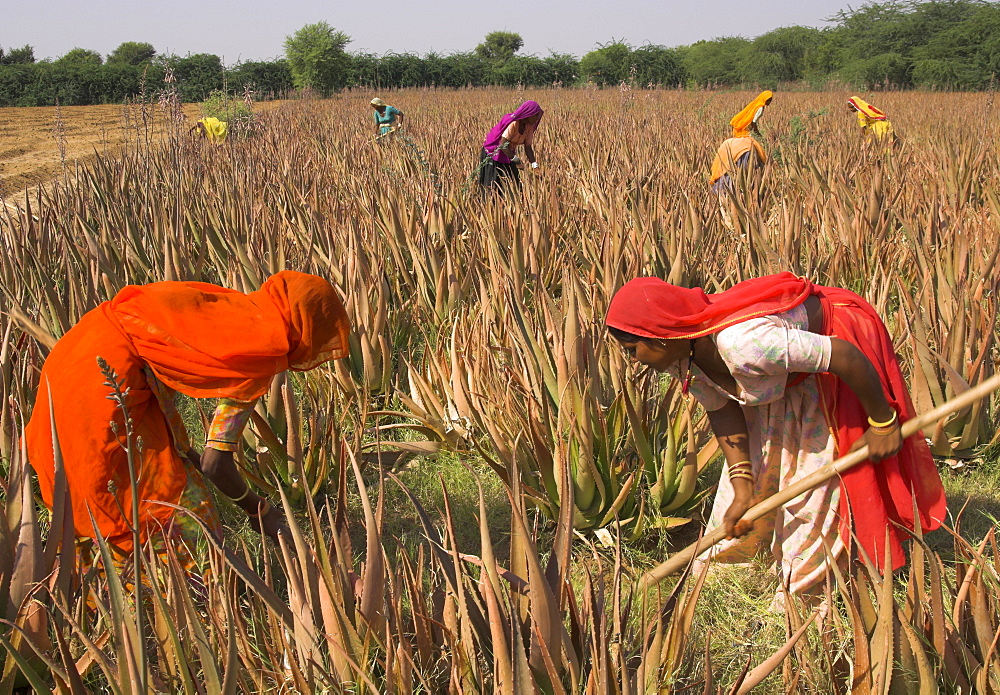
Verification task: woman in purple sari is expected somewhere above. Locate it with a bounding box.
[478,100,543,194]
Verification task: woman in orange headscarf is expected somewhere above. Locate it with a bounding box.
[26,271,350,556]
[606,273,945,605]
[709,91,772,194]
[847,96,895,143]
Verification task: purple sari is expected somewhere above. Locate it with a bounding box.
[483,100,543,164]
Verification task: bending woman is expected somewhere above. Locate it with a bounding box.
[478,100,543,194]
[606,272,945,598]
[371,97,404,138]
[27,271,350,557]
[709,91,772,193]
[847,96,895,143]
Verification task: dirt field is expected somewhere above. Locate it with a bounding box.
[0,101,282,198]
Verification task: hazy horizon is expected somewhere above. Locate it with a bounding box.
[7,0,853,65]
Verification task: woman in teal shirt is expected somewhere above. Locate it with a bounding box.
[371,97,404,137]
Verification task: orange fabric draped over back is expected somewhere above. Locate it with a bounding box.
[26,271,349,551]
[709,137,767,186]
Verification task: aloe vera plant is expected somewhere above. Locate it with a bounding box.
[0,88,999,692]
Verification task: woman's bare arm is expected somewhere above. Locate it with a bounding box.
[707,400,755,538]
[199,448,288,542]
[825,338,903,460]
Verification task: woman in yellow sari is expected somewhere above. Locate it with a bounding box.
[847,97,895,143]
[189,117,229,144]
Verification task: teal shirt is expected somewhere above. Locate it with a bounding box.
[375,105,401,134]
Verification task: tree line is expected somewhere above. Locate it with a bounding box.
[2,1,999,107]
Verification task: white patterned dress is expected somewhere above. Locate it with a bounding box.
[678,304,844,595]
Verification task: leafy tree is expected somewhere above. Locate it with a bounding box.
[228,59,293,97]
[840,51,910,88]
[681,37,751,86]
[580,41,634,85]
[543,53,579,84]
[741,26,824,85]
[631,44,685,86]
[56,48,103,66]
[284,21,351,94]
[820,2,913,86]
[0,45,35,64]
[907,3,1000,88]
[107,41,156,65]
[911,58,960,88]
[168,53,225,101]
[475,31,524,63]
[437,51,487,87]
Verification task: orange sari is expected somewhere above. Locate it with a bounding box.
[27,271,349,551]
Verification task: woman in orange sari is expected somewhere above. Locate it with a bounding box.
[606,273,946,603]
[26,271,350,557]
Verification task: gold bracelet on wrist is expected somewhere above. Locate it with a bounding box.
[229,481,251,503]
[727,460,753,481]
[867,411,898,429]
[869,424,900,436]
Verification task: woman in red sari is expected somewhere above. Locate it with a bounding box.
[606,273,945,599]
[27,271,350,556]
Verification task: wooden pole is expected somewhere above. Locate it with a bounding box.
[639,372,1000,589]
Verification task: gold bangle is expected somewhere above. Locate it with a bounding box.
[727,460,752,470]
[867,412,898,429]
[869,424,899,435]
[230,481,251,503]
[729,471,755,482]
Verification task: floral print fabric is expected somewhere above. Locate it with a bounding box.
[675,305,844,594]
[205,399,255,452]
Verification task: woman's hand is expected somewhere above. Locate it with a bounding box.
[853,424,903,461]
[254,503,291,545]
[723,473,755,540]
[723,489,754,539]
[707,402,756,539]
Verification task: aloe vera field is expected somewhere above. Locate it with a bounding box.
[0,88,999,693]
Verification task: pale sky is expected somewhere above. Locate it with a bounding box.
[6,0,853,65]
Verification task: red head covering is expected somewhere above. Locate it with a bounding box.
[605,272,812,339]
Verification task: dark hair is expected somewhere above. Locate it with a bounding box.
[607,325,645,342]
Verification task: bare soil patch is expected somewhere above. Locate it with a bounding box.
[0,101,282,198]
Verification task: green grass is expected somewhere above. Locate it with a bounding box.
[937,448,1000,549]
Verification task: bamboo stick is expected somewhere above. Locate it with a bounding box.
[639,372,1000,588]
